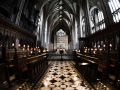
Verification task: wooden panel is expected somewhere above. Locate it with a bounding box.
[0,63,9,90]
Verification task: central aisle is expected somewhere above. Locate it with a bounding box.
[33,61,93,90]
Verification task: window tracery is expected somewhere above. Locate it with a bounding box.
[56,29,66,36]
[108,0,120,23]
[90,8,105,34]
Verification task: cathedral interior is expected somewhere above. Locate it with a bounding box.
[0,0,120,90]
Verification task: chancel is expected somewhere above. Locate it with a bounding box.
[0,0,120,90]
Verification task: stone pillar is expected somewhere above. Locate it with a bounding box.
[15,0,26,25]
[77,6,81,38]
[85,0,92,36]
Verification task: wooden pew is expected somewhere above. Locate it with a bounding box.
[0,63,10,90]
[76,53,98,82]
[14,52,47,80]
[6,49,29,77]
[27,53,46,63]
[76,53,106,78]
[27,54,48,82]
[14,56,28,79]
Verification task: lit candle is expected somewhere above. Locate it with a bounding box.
[18,44,20,47]
[27,45,29,51]
[12,43,14,46]
[103,44,105,47]
[109,44,112,47]
[98,45,100,48]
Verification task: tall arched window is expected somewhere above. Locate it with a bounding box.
[98,10,105,30]
[90,8,105,34]
[108,0,120,23]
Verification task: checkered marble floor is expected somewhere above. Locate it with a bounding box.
[33,61,93,90]
[16,61,111,90]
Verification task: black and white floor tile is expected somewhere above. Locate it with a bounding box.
[33,61,94,90]
[16,61,110,90]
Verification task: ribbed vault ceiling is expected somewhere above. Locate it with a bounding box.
[36,0,77,33]
[46,0,76,33]
[35,0,100,42]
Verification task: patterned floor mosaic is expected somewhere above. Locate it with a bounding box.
[16,61,111,90]
[33,61,94,90]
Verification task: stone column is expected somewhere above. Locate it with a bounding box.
[15,0,26,25]
[85,0,92,36]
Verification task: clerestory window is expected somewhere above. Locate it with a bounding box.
[90,9,105,34]
[108,0,120,23]
[98,10,105,30]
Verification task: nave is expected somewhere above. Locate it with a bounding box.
[0,48,119,90]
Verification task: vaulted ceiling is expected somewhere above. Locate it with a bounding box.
[43,0,76,33]
[36,0,100,38]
